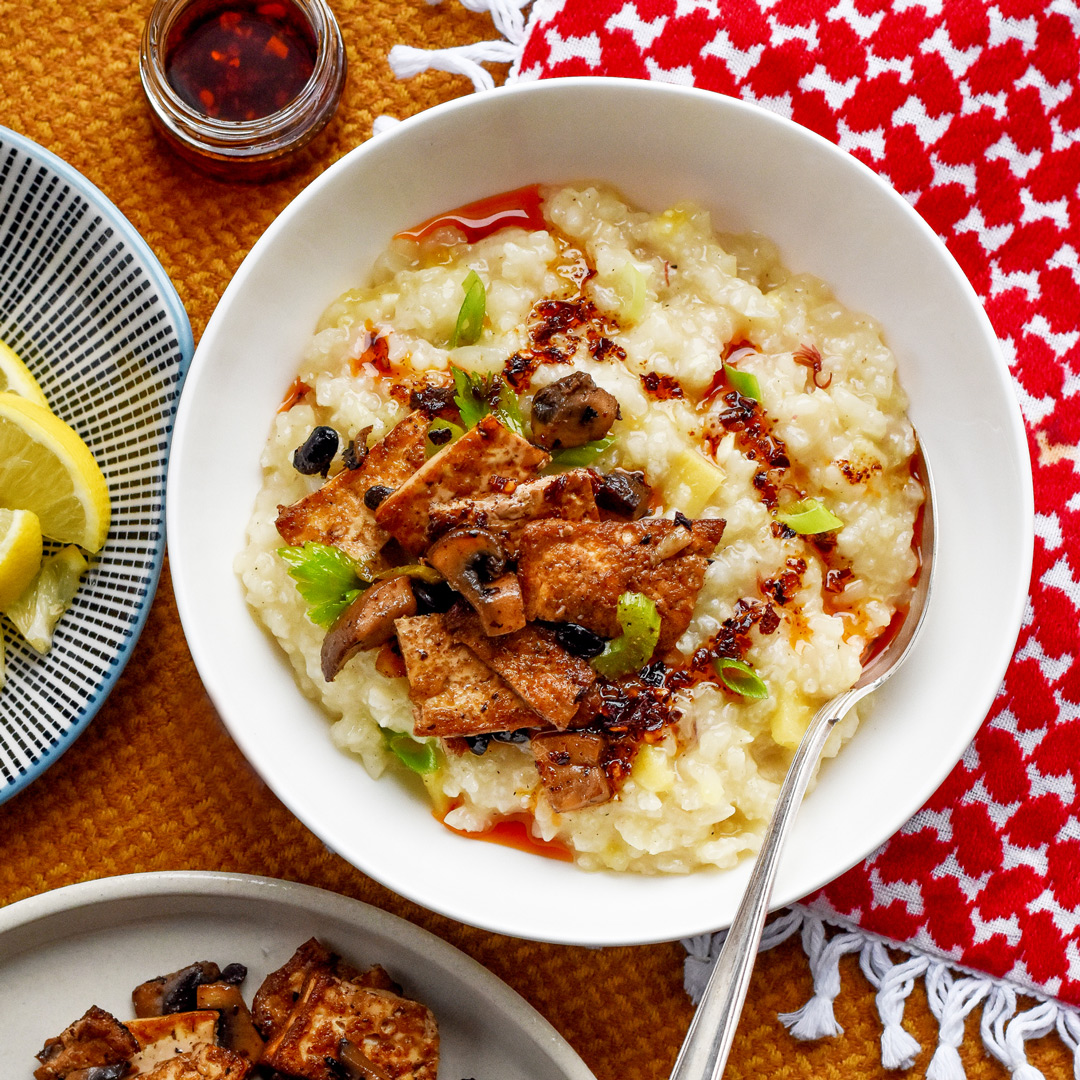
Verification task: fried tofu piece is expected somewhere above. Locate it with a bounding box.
[140,1043,252,1080]
[395,613,541,737]
[445,608,595,728]
[531,731,612,813]
[34,1005,138,1080]
[252,938,398,1042]
[427,469,598,557]
[127,1011,220,1075]
[276,411,428,568]
[261,972,438,1080]
[375,416,550,554]
[518,517,726,651]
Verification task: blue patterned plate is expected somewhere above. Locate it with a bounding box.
[0,128,192,805]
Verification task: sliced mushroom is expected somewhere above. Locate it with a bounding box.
[321,576,418,681]
[530,372,621,450]
[195,983,264,1062]
[425,527,525,636]
[131,961,228,1017]
[66,1067,129,1080]
[595,468,651,519]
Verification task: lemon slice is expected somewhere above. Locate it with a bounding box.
[3,545,88,654]
[0,392,110,552]
[0,508,43,610]
[0,339,49,406]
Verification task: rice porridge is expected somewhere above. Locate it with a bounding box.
[236,183,922,874]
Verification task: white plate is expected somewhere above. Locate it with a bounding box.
[167,78,1033,945]
[0,871,595,1080]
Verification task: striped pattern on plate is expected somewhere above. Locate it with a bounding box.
[0,127,193,804]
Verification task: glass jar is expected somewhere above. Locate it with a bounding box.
[140,0,346,180]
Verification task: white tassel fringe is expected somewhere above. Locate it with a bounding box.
[386,0,530,94]
[682,904,1080,1075]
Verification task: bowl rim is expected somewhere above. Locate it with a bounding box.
[0,126,195,806]
[168,76,1034,944]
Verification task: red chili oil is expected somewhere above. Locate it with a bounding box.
[165,0,317,121]
[398,184,548,244]
[439,811,574,862]
[277,375,311,412]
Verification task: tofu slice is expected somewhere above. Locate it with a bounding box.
[34,1005,139,1080]
[126,1011,219,1075]
[252,938,398,1043]
[139,1043,252,1079]
[375,415,550,554]
[427,469,598,557]
[518,517,726,651]
[445,607,595,728]
[276,411,428,568]
[395,613,542,737]
[531,731,612,813]
[261,971,439,1080]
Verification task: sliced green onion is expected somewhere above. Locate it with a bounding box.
[371,563,443,584]
[592,591,661,680]
[548,434,617,469]
[426,417,465,455]
[775,498,844,535]
[715,657,769,700]
[279,542,370,628]
[384,729,439,774]
[723,363,760,401]
[450,270,486,348]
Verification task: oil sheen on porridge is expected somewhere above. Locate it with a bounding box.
[236,183,922,874]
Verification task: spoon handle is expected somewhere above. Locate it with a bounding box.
[669,688,860,1080]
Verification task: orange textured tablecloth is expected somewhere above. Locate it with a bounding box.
[0,2,1069,1077]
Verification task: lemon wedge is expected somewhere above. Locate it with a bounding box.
[0,392,110,552]
[0,339,49,406]
[3,545,88,654]
[0,508,44,610]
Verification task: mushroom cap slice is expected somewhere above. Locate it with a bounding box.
[530,372,621,450]
[321,576,417,682]
[425,527,525,636]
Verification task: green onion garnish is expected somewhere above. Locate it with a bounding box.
[383,729,440,774]
[775,498,844,535]
[450,270,486,347]
[548,434,617,469]
[279,542,369,628]
[426,417,465,455]
[724,363,760,401]
[591,591,662,680]
[370,563,443,584]
[715,657,769,700]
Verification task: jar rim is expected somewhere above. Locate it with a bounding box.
[140,0,346,161]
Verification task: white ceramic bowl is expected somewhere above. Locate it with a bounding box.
[0,127,192,804]
[168,78,1033,945]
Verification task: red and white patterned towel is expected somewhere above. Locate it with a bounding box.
[391,0,1080,1062]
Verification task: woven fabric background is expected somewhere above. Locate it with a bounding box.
[0,0,1073,1076]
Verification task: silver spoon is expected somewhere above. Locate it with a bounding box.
[671,437,936,1080]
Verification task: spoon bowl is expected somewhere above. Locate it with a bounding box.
[671,436,937,1080]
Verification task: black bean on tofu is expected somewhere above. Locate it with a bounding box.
[530,372,621,450]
